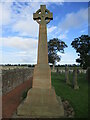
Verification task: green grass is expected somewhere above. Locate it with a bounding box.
[51,72,88,118]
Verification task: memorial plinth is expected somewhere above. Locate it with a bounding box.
[17,5,64,118]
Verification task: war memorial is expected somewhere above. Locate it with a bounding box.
[16,5,64,118]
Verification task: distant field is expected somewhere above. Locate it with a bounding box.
[0,66,30,70]
[51,72,88,118]
[0,65,83,70]
[51,66,83,70]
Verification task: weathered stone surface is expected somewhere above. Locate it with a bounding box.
[2,68,33,94]
[72,67,79,90]
[33,64,51,89]
[65,66,70,85]
[86,67,90,83]
[17,5,64,118]
[17,88,64,118]
[32,5,52,89]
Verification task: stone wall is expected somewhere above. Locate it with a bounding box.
[2,68,34,94]
[0,69,2,95]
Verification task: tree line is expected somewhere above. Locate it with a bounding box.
[48,35,90,69]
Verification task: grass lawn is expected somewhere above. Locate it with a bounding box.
[51,72,88,118]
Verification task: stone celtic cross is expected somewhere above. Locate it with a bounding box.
[33,5,53,25]
[17,5,64,117]
[33,5,53,64]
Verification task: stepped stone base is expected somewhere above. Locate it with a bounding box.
[16,88,64,118]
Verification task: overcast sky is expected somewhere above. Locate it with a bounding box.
[0,0,89,65]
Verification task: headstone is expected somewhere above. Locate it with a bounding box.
[69,69,73,74]
[57,68,59,73]
[17,5,64,118]
[72,67,79,90]
[52,65,56,72]
[65,66,70,84]
[86,67,90,84]
[77,68,79,74]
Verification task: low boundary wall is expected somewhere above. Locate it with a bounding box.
[2,68,34,94]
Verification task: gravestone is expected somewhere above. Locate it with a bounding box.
[72,67,79,90]
[17,5,64,118]
[57,68,59,73]
[65,66,70,84]
[86,67,90,83]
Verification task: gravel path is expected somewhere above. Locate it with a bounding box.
[2,77,32,118]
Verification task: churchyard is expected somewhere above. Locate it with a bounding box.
[1,3,89,119]
[51,71,88,118]
[1,65,88,118]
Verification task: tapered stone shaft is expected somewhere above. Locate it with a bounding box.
[37,24,48,64]
[32,5,53,89]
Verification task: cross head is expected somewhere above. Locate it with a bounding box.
[33,5,53,25]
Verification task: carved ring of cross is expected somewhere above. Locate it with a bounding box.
[33,6,53,25]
